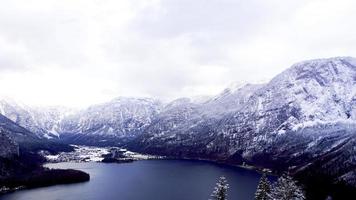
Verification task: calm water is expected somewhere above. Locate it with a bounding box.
[0,160,271,200]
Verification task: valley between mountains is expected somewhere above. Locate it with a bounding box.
[1,57,356,199]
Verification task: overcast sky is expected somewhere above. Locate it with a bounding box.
[0,0,355,107]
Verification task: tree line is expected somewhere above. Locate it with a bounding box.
[210,173,306,200]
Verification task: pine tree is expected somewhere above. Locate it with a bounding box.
[270,174,305,200]
[255,173,272,200]
[210,176,229,200]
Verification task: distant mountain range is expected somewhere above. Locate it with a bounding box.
[0,83,263,145]
[1,57,356,198]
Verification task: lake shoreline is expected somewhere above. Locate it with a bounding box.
[1,160,267,200]
[147,157,276,176]
[0,145,302,197]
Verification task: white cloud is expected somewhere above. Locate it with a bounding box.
[0,0,355,107]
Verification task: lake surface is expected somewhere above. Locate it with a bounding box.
[0,160,272,200]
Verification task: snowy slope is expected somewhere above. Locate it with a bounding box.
[0,97,162,144]
[0,83,262,144]
[0,99,74,139]
[132,57,356,187]
[58,97,162,145]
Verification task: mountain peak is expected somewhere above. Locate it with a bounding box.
[292,56,356,67]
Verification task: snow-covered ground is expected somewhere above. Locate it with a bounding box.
[123,150,159,160]
[45,145,159,163]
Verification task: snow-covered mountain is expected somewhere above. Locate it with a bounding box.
[0,112,74,180]
[203,83,264,115]
[0,83,263,144]
[136,83,264,155]
[1,57,356,189]
[0,97,162,145]
[59,97,162,146]
[132,57,356,187]
[0,99,72,139]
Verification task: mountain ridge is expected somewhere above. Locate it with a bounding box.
[1,57,356,197]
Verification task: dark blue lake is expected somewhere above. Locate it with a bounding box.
[0,160,271,200]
